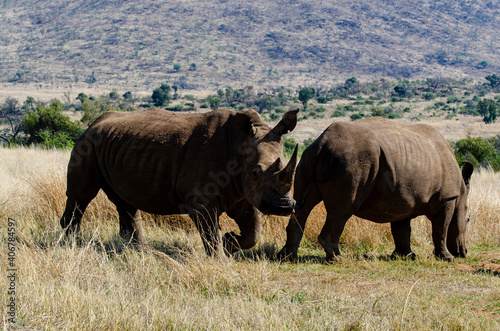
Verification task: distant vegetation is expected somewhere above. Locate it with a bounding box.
[1,76,500,169]
[1,1,500,90]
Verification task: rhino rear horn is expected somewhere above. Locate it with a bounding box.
[280,144,298,183]
[272,109,299,136]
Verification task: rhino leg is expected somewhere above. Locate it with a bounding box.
[60,199,91,236]
[390,218,415,259]
[428,200,456,262]
[117,207,145,244]
[318,213,351,261]
[224,200,261,254]
[276,179,323,261]
[60,153,101,237]
[190,208,223,257]
[101,185,145,244]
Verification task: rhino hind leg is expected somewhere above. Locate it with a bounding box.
[224,200,262,254]
[390,218,416,260]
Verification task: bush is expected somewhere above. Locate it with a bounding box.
[152,83,172,107]
[477,99,499,124]
[423,92,435,100]
[454,136,500,170]
[22,100,82,145]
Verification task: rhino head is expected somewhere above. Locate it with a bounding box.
[235,109,299,216]
[447,161,474,258]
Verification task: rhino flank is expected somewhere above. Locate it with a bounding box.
[278,117,473,262]
[60,108,299,256]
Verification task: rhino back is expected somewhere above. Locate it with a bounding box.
[80,109,237,214]
[312,118,462,221]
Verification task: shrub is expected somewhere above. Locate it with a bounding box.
[22,100,82,144]
[423,92,435,100]
[454,136,500,170]
[152,83,172,107]
[477,99,499,124]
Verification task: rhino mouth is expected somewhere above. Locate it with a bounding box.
[258,192,296,216]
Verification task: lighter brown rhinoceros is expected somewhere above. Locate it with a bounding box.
[278,118,473,262]
[60,108,299,256]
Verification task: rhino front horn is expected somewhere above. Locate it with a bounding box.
[281,144,298,183]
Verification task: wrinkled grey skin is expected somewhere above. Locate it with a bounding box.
[60,108,299,256]
[278,118,473,262]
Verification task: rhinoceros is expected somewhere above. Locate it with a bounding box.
[60,108,299,256]
[278,117,473,262]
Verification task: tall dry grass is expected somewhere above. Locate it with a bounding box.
[1,147,499,330]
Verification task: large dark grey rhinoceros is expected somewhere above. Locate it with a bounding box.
[278,117,473,262]
[60,108,299,256]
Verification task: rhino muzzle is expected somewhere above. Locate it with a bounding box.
[259,192,296,216]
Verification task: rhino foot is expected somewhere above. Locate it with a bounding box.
[434,250,455,262]
[276,247,298,262]
[390,251,416,261]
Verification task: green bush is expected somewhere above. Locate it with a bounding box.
[454,136,500,171]
[22,100,82,145]
[477,98,499,124]
[423,93,435,100]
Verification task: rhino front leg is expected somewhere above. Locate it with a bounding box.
[190,208,223,257]
[318,213,351,261]
[390,218,415,259]
[60,199,89,236]
[428,201,456,262]
[278,182,322,261]
[224,200,261,254]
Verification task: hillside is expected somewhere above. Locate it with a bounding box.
[1,0,500,91]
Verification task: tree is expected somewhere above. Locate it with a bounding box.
[109,90,119,99]
[485,74,500,89]
[151,83,172,107]
[208,96,221,110]
[394,85,408,97]
[22,100,82,145]
[122,91,133,100]
[477,99,499,124]
[298,87,315,110]
[254,95,275,113]
[76,93,88,103]
[0,97,24,143]
[80,98,122,127]
[173,64,181,72]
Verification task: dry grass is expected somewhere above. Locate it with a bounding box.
[1,147,499,330]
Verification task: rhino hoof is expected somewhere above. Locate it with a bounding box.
[276,247,297,262]
[391,251,416,261]
[434,251,455,262]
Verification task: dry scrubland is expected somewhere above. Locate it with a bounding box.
[1,147,499,330]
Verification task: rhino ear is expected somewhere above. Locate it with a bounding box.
[461,161,473,187]
[272,109,299,136]
[236,112,257,137]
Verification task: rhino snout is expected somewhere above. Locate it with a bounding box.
[259,192,296,216]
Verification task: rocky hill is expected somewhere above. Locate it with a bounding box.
[1,0,499,91]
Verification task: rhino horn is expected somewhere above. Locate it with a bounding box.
[280,144,298,183]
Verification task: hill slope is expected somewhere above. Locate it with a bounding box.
[1,0,500,90]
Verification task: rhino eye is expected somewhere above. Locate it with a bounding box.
[252,166,263,179]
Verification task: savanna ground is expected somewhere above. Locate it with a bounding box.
[1,146,499,330]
